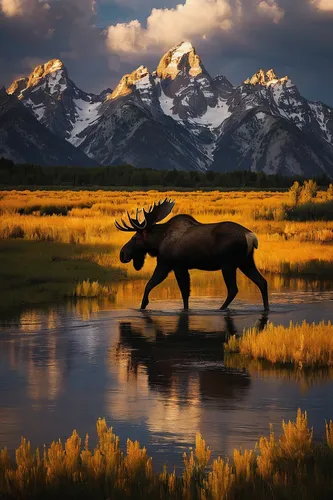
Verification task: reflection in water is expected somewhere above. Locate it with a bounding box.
[0,284,333,471]
[108,313,269,445]
[111,312,265,398]
[1,317,69,407]
[225,354,333,392]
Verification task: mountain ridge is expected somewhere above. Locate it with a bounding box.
[4,42,333,177]
[0,88,97,166]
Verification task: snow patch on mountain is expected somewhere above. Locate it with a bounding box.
[68,99,101,146]
[159,88,181,120]
[47,70,67,95]
[165,42,196,75]
[32,103,46,120]
[190,98,231,129]
[309,102,333,143]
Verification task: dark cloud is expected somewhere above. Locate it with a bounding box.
[0,0,119,93]
[1,0,333,105]
[205,0,333,104]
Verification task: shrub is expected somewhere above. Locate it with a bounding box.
[287,200,333,221]
[289,181,302,206]
[40,205,69,216]
[9,225,25,238]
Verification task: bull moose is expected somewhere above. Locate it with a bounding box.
[115,198,269,311]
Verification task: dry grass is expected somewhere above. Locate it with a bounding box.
[1,410,333,499]
[226,321,333,368]
[73,279,116,298]
[1,189,333,309]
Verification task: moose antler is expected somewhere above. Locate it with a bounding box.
[114,198,175,232]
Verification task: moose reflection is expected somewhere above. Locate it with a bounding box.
[111,313,269,404]
[115,199,269,311]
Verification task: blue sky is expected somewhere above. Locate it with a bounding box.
[1,0,333,106]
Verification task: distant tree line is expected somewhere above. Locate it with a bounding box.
[0,157,331,189]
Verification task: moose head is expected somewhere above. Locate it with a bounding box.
[115,198,175,271]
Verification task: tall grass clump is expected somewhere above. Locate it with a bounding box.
[229,321,333,368]
[73,280,115,298]
[289,180,318,207]
[1,411,333,499]
[327,184,333,200]
[326,421,333,451]
[287,200,333,221]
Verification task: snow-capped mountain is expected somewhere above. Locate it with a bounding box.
[7,59,108,147]
[211,69,333,175]
[5,43,333,176]
[0,88,96,166]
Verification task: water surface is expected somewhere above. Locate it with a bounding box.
[0,277,333,470]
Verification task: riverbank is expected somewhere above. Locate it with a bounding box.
[0,240,125,311]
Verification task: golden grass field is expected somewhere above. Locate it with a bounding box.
[0,409,333,499]
[226,320,333,367]
[0,187,333,310]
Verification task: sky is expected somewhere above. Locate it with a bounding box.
[1,0,333,106]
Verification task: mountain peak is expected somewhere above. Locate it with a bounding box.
[109,65,150,100]
[27,59,66,88]
[172,41,195,56]
[244,68,289,87]
[156,41,202,80]
[7,78,29,97]
[7,59,67,98]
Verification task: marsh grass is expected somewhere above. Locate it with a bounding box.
[1,410,333,499]
[225,321,333,368]
[73,279,116,298]
[0,240,125,310]
[1,189,333,310]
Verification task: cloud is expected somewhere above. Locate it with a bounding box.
[1,0,333,107]
[313,0,333,10]
[1,0,25,16]
[106,0,239,54]
[257,0,284,23]
[106,0,286,54]
[0,0,116,93]
[0,0,57,17]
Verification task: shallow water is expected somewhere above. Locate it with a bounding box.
[0,278,333,470]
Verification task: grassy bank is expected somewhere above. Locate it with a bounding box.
[0,240,125,311]
[225,321,333,367]
[0,188,333,310]
[0,410,332,499]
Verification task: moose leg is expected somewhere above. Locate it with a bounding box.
[174,268,191,310]
[220,266,238,310]
[140,264,170,310]
[239,257,269,312]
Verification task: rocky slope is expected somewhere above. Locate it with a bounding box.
[6,44,333,176]
[7,59,106,147]
[0,88,96,166]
